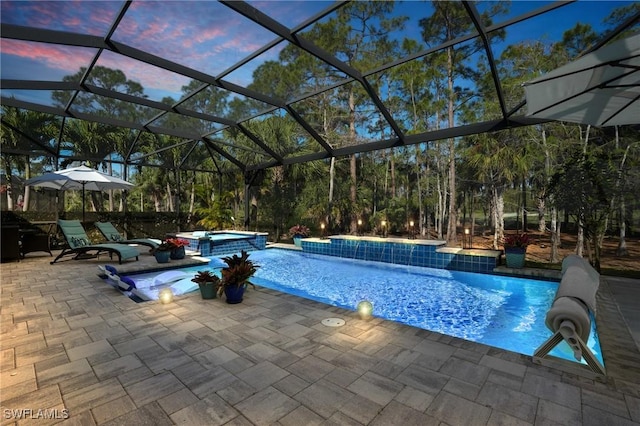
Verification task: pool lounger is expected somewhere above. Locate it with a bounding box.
[151,270,192,286]
[98,265,132,292]
[131,276,199,301]
[99,267,199,301]
[95,221,160,252]
[55,219,139,265]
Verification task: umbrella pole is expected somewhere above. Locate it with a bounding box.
[82,183,86,224]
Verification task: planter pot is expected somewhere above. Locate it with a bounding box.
[505,247,526,268]
[154,250,171,263]
[199,282,217,299]
[170,246,186,260]
[293,236,302,247]
[224,284,246,304]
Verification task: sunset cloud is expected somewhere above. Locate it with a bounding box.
[2,1,119,36]
[1,39,96,79]
[1,0,312,95]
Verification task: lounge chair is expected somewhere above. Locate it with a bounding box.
[95,221,159,252]
[51,220,139,265]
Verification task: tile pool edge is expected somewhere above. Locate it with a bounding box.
[299,235,502,274]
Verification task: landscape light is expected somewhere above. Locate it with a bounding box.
[463,228,472,249]
[357,300,373,320]
[159,288,174,304]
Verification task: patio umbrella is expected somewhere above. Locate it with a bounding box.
[523,33,640,127]
[23,172,82,191]
[25,165,134,222]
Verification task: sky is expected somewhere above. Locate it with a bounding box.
[0,0,633,108]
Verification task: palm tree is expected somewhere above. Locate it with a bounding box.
[466,131,526,249]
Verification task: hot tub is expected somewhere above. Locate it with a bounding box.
[174,230,268,256]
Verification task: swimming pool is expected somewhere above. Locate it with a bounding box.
[112,248,602,364]
[246,249,602,364]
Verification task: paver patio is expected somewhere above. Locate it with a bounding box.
[1,248,639,425]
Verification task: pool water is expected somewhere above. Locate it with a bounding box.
[119,248,602,364]
[246,249,603,364]
[207,233,248,241]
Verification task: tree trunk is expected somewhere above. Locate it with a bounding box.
[251,192,258,232]
[390,154,396,198]
[521,179,528,231]
[537,196,546,232]
[166,181,174,212]
[4,161,14,211]
[416,145,424,237]
[445,42,457,245]
[576,222,584,256]
[108,161,114,212]
[613,129,633,257]
[153,193,161,212]
[575,125,590,257]
[328,156,335,230]
[425,150,431,239]
[446,137,457,244]
[550,205,559,263]
[350,154,357,234]
[616,198,628,256]
[492,185,505,250]
[349,89,358,234]
[471,190,476,246]
[188,176,195,224]
[23,156,31,211]
[436,172,443,239]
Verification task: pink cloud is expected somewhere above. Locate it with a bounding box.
[109,1,278,76]
[96,51,189,98]
[1,39,96,77]
[2,1,119,36]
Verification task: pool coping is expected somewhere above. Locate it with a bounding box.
[96,245,629,381]
[97,253,210,277]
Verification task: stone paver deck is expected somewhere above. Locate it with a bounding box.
[1,248,639,425]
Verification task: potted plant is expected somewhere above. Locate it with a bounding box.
[218,250,259,304]
[167,238,190,259]
[153,241,172,263]
[191,270,220,299]
[503,233,529,268]
[289,224,310,247]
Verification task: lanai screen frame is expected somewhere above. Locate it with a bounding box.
[1,1,639,175]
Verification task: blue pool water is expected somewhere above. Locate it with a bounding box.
[246,249,602,363]
[120,248,602,364]
[208,233,248,241]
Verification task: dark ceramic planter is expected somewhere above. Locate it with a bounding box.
[170,246,186,260]
[224,284,246,304]
[504,247,526,268]
[154,250,171,263]
[199,282,217,299]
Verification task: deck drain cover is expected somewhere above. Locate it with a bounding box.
[322,318,345,327]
